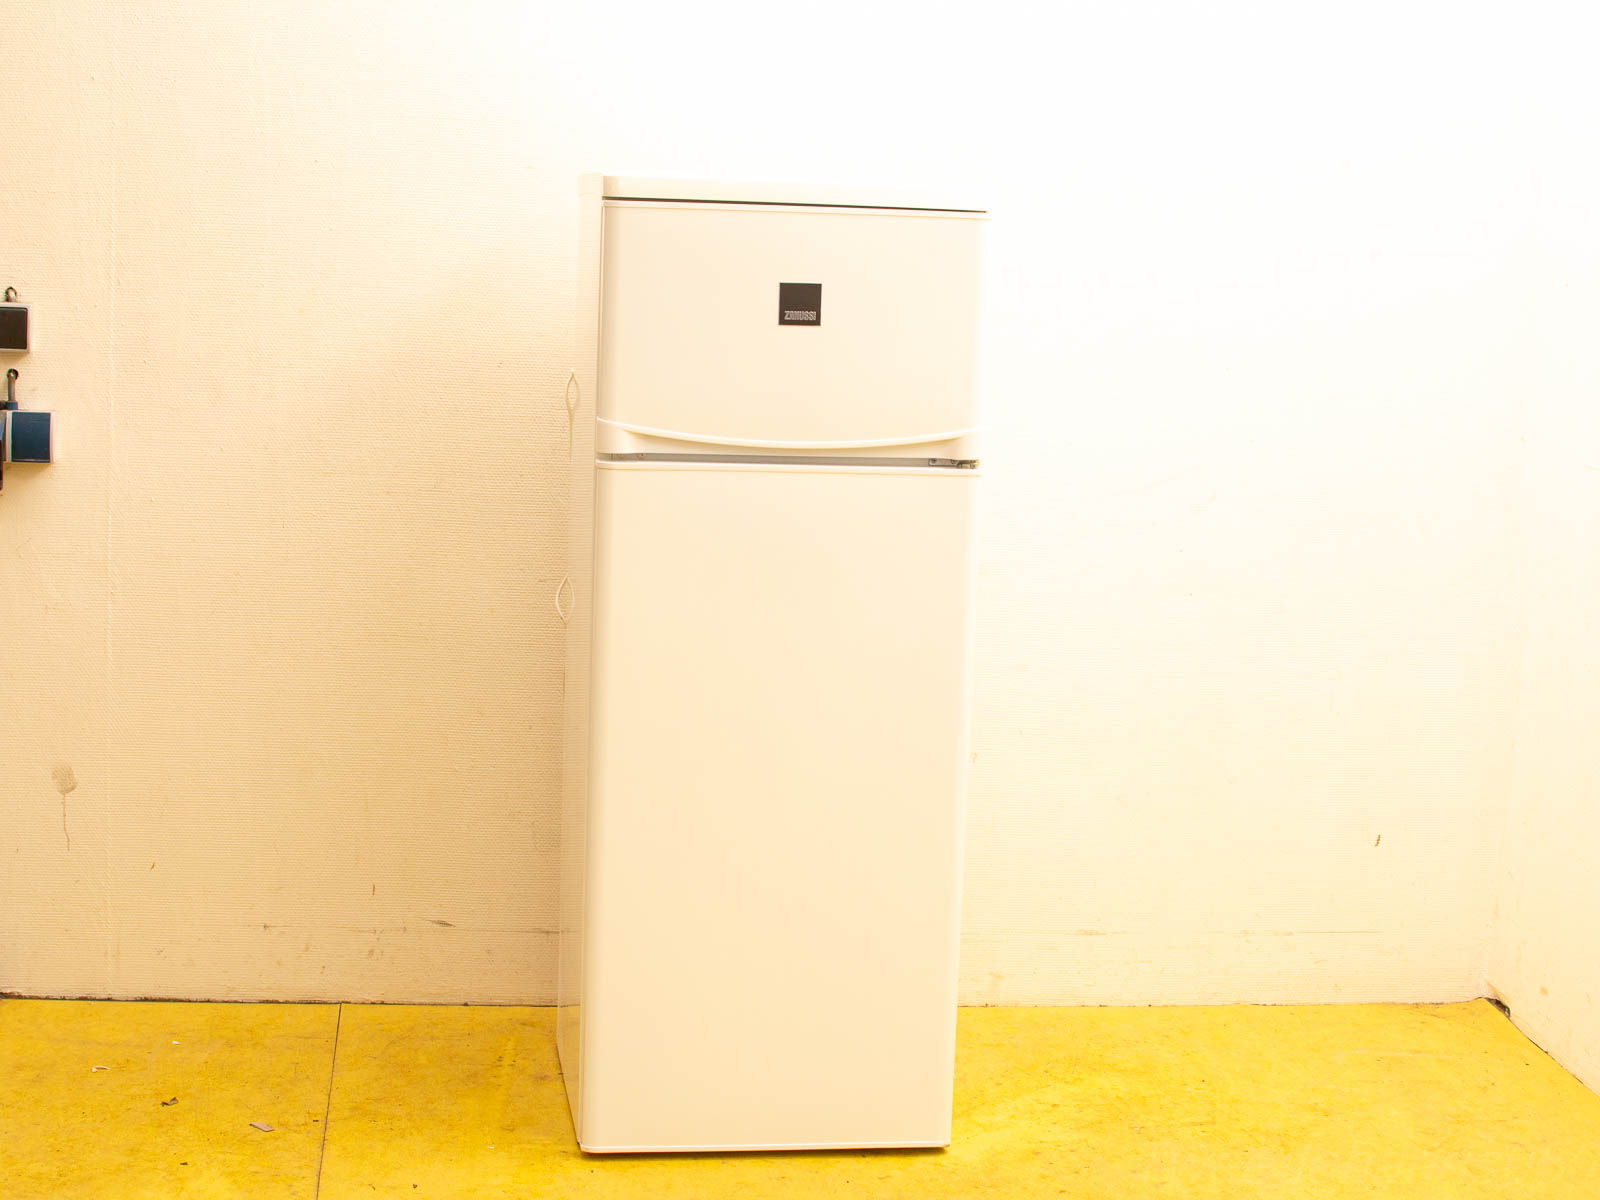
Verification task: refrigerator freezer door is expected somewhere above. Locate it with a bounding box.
[580,462,977,1152]
[598,202,984,454]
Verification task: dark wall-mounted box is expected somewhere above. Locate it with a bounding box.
[0,305,27,352]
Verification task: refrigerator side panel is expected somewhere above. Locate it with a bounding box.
[557,173,604,1140]
[582,463,976,1152]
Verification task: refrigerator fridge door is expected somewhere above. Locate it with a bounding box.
[578,460,977,1152]
[598,202,984,458]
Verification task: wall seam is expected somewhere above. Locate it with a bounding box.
[100,0,124,997]
[1482,306,1537,1001]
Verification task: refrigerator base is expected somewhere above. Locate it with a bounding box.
[580,1139,951,1155]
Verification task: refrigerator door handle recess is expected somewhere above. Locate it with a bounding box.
[598,453,978,469]
[595,417,978,451]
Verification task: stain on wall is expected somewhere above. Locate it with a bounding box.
[51,766,78,851]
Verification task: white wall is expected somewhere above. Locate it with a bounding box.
[1,1,1587,1008]
[1489,245,1600,1090]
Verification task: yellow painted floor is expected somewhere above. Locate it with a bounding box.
[4,999,1599,1198]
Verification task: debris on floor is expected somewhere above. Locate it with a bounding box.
[249,1122,274,1133]
[160,1097,178,1107]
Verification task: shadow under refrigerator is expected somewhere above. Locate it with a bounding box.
[558,175,986,1152]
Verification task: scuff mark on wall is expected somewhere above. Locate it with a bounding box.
[51,766,78,851]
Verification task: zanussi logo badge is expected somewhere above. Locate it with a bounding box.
[778,282,821,326]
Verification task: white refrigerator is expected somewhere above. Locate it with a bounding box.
[558,175,985,1153]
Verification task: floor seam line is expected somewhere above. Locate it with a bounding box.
[314,1003,342,1200]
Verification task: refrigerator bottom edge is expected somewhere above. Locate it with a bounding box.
[579,1137,951,1155]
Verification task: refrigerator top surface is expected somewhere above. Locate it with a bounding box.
[601,175,986,215]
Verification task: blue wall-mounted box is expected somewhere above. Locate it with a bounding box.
[4,410,51,463]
